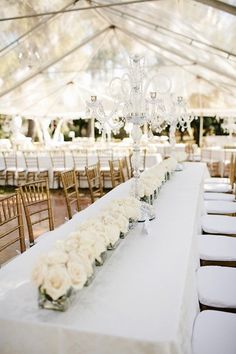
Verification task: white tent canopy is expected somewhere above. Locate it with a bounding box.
[0,0,235,118]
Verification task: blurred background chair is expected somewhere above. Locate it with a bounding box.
[97,148,113,187]
[71,148,88,187]
[49,150,69,188]
[23,150,49,182]
[3,151,26,186]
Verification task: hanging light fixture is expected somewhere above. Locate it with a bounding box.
[86,55,193,218]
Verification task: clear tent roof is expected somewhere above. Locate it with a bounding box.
[0,0,235,118]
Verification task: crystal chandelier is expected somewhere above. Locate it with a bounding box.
[86,55,193,218]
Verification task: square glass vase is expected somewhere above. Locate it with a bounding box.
[38,286,75,312]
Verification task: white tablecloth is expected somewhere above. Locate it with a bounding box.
[0,163,206,354]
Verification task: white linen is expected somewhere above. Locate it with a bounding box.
[197,266,236,308]
[201,214,236,234]
[192,310,236,354]
[0,163,206,354]
[198,234,236,261]
[204,192,235,201]
[204,200,236,214]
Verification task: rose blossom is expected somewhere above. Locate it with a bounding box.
[42,265,72,300]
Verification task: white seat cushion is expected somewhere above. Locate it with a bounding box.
[205,177,230,184]
[198,235,236,261]
[197,266,236,308]
[204,183,232,193]
[6,167,25,172]
[205,200,236,214]
[204,192,235,201]
[192,310,236,354]
[201,214,236,234]
[52,167,70,172]
[27,168,48,173]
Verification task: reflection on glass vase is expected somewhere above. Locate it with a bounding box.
[38,286,76,312]
[85,263,96,287]
[107,238,121,250]
[95,251,107,266]
[140,195,154,205]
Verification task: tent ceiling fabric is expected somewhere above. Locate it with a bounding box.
[0,0,235,117]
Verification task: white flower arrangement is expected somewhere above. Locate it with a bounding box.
[32,196,142,306]
[137,157,178,198]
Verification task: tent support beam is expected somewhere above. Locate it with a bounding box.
[0,1,75,56]
[0,26,110,99]
[97,1,236,60]
[19,29,110,115]
[193,0,236,16]
[131,33,234,97]
[116,25,236,83]
[0,0,160,22]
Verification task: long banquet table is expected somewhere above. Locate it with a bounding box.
[0,162,206,354]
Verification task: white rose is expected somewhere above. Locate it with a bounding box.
[96,225,111,246]
[67,260,87,290]
[69,251,94,278]
[105,223,120,245]
[31,255,48,287]
[42,265,72,300]
[114,214,129,233]
[64,236,80,253]
[79,243,96,263]
[94,236,107,260]
[46,250,68,266]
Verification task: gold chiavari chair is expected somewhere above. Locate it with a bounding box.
[61,170,80,220]
[0,192,26,266]
[109,159,123,188]
[228,154,236,189]
[19,179,54,246]
[119,157,130,182]
[85,163,103,203]
[0,151,6,185]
